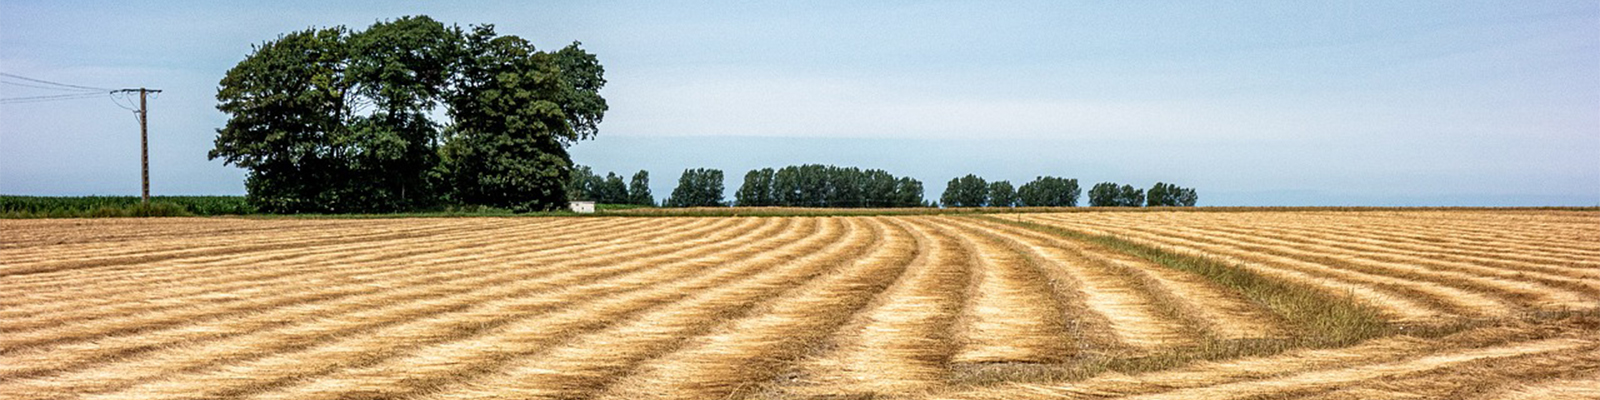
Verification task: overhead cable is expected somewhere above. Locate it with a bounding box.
[0,72,113,92]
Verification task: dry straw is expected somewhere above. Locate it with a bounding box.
[0,209,1594,399]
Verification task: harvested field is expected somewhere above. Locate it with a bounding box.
[1,210,1596,399]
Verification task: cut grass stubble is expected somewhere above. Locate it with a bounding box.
[972,216,1394,375]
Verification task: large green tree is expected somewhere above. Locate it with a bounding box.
[211,17,605,213]
[211,27,357,213]
[344,17,461,210]
[439,26,607,211]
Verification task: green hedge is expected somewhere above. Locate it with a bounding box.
[0,196,257,218]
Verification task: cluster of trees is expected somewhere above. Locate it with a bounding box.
[1087,181,1198,207]
[204,17,1204,214]
[735,165,924,208]
[566,165,652,205]
[663,168,725,207]
[941,175,1082,207]
[1146,182,1199,207]
[940,175,989,207]
[1019,177,1082,207]
[209,16,607,213]
[659,168,1198,209]
[1087,183,1145,207]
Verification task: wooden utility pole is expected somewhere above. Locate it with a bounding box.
[139,89,149,204]
[117,88,161,204]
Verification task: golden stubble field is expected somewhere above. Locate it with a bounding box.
[0,210,1596,399]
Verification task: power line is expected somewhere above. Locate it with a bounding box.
[0,72,120,105]
[1,79,102,92]
[0,73,164,204]
[0,72,112,92]
[0,92,109,104]
[110,90,140,111]
[118,88,164,204]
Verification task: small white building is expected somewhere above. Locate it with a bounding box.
[569,201,596,214]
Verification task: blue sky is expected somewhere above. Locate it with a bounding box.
[2,1,1596,205]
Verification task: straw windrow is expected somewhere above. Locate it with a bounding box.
[0,209,1594,399]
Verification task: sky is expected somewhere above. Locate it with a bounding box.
[1,1,1596,206]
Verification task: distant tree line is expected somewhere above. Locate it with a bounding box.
[664,168,725,207]
[656,165,925,208]
[943,176,1196,208]
[209,16,607,213]
[941,175,1082,207]
[658,167,1198,209]
[205,16,1207,215]
[566,165,653,205]
[1146,182,1199,207]
[1087,181,1197,207]
[735,165,924,208]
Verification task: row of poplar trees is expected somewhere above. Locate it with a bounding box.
[943,175,1198,207]
[209,16,607,213]
[567,166,652,205]
[654,165,925,208]
[664,168,1198,208]
[735,165,925,208]
[939,175,1083,207]
[1086,182,1199,207]
[664,168,726,207]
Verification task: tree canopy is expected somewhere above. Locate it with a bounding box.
[1088,182,1145,207]
[988,181,1017,207]
[211,16,606,213]
[565,165,650,205]
[940,174,989,207]
[736,165,923,208]
[664,168,725,207]
[566,165,598,202]
[1119,184,1146,207]
[599,173,629,204]
[938,174,1084,208]
[1017,176,1080,207]
[1146,182,1198,207]
[735,168,778,207]
[628,170,654,206]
